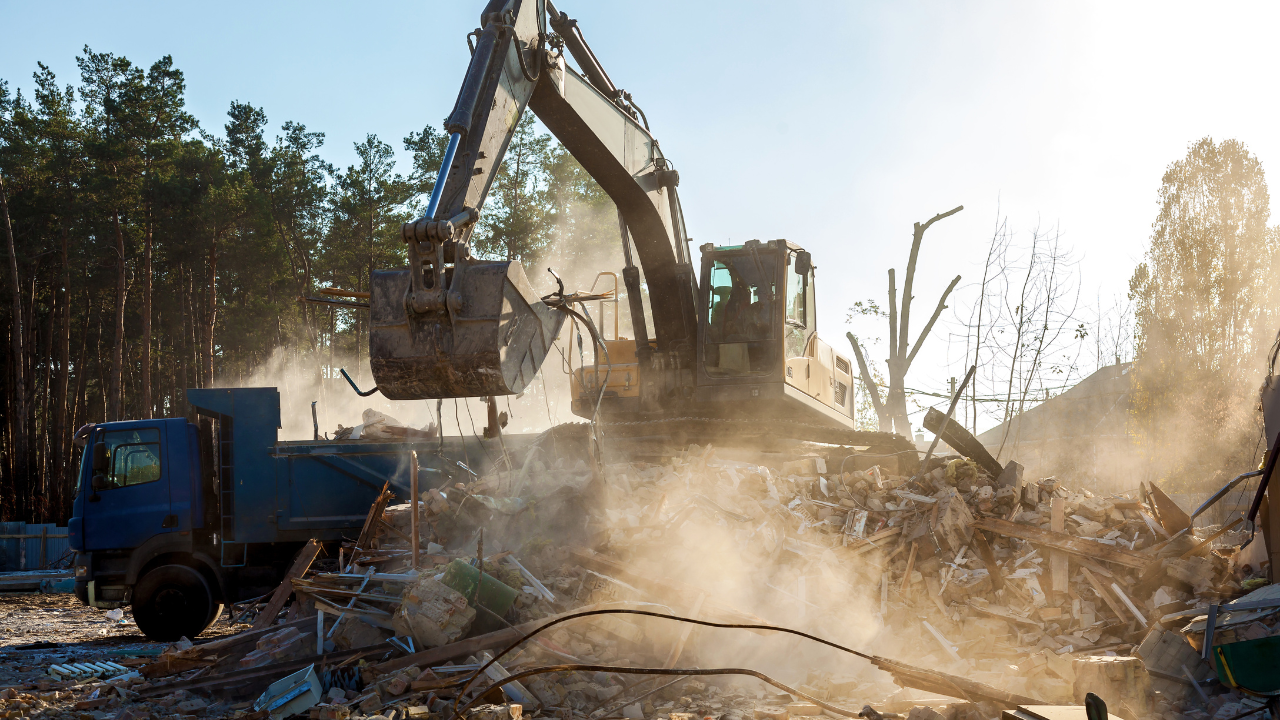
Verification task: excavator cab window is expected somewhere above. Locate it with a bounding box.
[785,250,816,359]
[704,252,777,376]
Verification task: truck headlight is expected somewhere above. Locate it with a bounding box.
[75,565,87,578]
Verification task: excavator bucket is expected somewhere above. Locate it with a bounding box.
[368,260,566,400]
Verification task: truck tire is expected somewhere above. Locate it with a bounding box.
[132,564,216,641]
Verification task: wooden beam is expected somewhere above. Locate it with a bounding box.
[970,528,1004,592]
[870,654,1046,708]
[900,542,919,597]
[663,592,705,669]
[1181,518,1242,559]
[1079,566,1129,623]
[1050,498,1068,594]
[971,517,1151,570]
[251,539,321,631]
[923,407,1003,478]
[1148,483,1191,535]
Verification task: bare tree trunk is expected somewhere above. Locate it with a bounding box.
[204,235,217,386]
[53,222,71,516]
[108,211,127,421]
[847,332,892,432]
[39,290,55,517]
[880,206,964,438]
[0,173,28,496]
[176,265,188,408]
[141,220,153,418]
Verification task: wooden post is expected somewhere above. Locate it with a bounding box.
[900,541,919,597]
[1050,498,1067,593]
[1080,566,1128,623]
[410,451,420,569]
[971,528,1004,592]
[251,539,321,631]
[39,527,47,570]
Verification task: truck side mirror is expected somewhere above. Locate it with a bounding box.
[92,442,108,473]
[795,251,812,276]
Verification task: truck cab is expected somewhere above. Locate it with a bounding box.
[68,387,445,641]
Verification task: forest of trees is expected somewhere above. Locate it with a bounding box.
[0,48,620,523]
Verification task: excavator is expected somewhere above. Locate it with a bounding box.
[368,0,913,456]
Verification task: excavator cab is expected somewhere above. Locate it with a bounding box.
[570,239,856,432]
[695,239,854,424]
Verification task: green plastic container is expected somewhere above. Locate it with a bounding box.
[440,559,518,633]
[1214,637,1280,695]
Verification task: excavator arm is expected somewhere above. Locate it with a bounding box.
[370,0,699,405]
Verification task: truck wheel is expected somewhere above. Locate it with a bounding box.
[132,564,216,641]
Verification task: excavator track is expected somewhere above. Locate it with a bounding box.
[524,416,908,458]
[600,416,915,454]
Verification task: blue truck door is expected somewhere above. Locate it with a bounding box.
[84,424,175,551]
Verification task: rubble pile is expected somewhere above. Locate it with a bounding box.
[3,420,1277,720]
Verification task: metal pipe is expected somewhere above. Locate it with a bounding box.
[426,132,462,221]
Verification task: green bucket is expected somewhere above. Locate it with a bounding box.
[1214,637,1280,695]
[440,559,518,634]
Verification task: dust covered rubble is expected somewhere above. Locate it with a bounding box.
[5,439,1272,720]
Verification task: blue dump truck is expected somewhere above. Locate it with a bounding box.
[68,387,465,641]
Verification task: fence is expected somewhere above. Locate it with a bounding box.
[0,523,71,572]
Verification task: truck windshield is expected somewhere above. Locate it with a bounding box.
[97,428,162,490]
[705,252,776,376]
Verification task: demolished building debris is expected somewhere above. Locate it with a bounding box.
[2,408,1276,720]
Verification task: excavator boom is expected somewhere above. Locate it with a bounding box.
[370,0,697,403]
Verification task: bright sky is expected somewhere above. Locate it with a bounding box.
[4,1,1279,433]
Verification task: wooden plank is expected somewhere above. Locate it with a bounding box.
[1110,581,1148,628]
[370,605,602,676]
[922,407,1003,478]
[1079,566,1129,623]
[971,517,1150,570]
[352,482,395,568]
[900,542,919,596]
[251,539,321,631]
[967,601,1043,629]
[1050,498,1068,593]
[870,654,1046,708]
[1148,483,1191,536]
[662,592,705,668]
[1073,555,1114,580]
[847,526,903,556]
[970,528,1004,592]
[1181,518,1242,559]
[292,581,401,604]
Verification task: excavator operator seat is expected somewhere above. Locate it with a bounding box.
[703,247,779,377]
